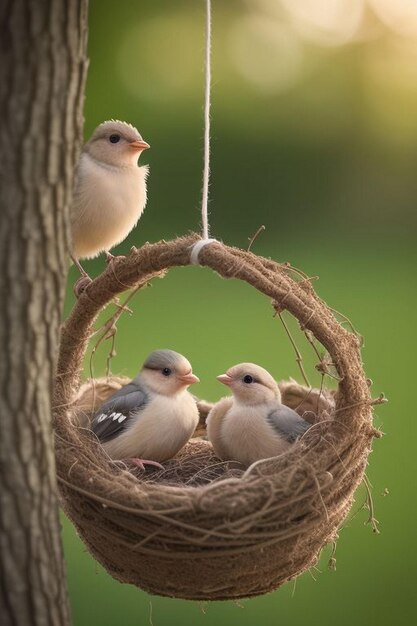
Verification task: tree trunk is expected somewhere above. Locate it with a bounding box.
[0,1,88,624]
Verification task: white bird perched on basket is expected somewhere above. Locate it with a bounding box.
[207,363,311,467]
[90,350,200,469]
[70,120,150,291]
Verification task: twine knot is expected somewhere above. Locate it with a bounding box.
[190,238,218,265]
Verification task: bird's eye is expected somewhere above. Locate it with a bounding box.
[109,134,121,144]
[162,368,172,377]
[243,375,254,384]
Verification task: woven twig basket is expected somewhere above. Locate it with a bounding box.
[54,234,379,600]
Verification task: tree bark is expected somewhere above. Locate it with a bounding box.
[0,1,88,624]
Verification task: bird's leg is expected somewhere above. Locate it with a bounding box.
[127,458,164,471]
[71,255,89,278]
[71,255,93,297]
[105,250,126,265]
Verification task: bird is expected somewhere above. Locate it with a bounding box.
[90,350,200,469]
[206,363,311,467]
[70,119,150,290]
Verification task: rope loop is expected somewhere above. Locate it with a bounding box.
[190,238,218,265]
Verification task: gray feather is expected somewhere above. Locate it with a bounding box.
[91,381,148,443]
[266,405,311,443]
[143,349,184,371]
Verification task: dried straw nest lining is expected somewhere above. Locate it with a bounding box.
[54,234,380,600]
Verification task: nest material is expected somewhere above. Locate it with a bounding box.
[54,234,380,600]
[73,377,335,486]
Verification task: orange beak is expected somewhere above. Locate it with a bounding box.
[129,139,150,151]
[178,373,200,385]
[217,374,233,386]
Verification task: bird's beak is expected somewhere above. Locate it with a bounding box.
[129,139,150,151]
[178,373,200,385]
[217,374,233,386]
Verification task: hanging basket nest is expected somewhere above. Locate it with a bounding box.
[54,234,381,600]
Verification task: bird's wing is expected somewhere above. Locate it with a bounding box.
[206,397,234,460]
[91,382,148,444]
[266,405,311,443]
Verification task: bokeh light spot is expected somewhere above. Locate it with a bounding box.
[369,0,417,38]
[229,15,302,93]
[280,0,365,46]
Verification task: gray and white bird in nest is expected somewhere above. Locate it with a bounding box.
[91,350,200,470]
[207,363,311,467]
[70,120,150,294]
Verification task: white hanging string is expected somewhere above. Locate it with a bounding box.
[191,0,217,264]
[201,0,212,240]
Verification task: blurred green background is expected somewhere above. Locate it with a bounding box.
[63,1,416,625]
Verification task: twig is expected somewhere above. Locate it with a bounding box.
[328,540,337,570]
[89,284,142,379]
[315,356,342,381]
[276,311,311,388]
[247,224,265,251]
[363,474,380,534]
[303,329,323,362]
[329,306,363,345]
[282,261,319,284]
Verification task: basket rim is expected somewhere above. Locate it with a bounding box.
[55,234,372,429]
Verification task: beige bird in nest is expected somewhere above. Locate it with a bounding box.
[207,363,311,467]
[90,350,200,470]
[70,120,150,293]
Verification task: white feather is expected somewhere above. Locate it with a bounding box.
[71,152,148,259]
[103,391,199,462]
[209,401,290,466]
